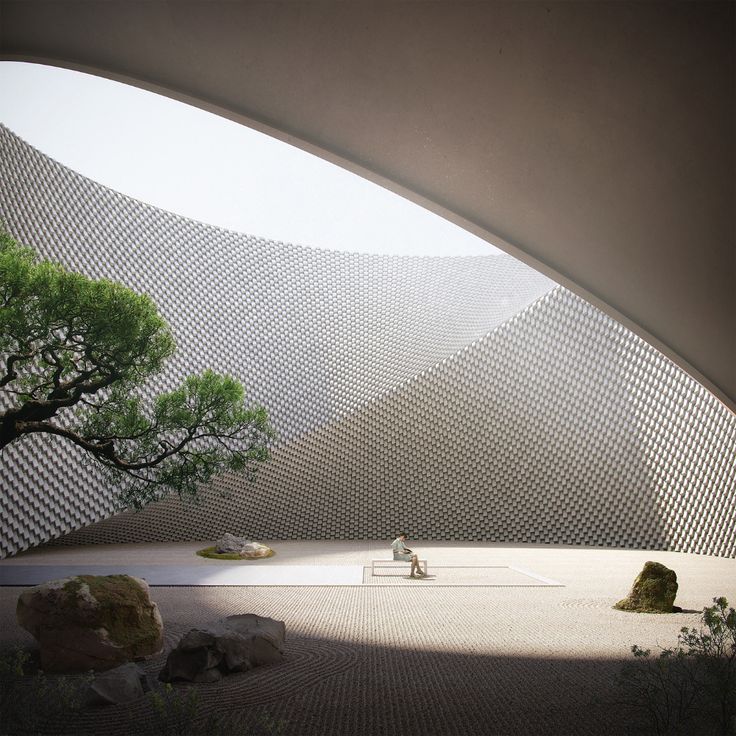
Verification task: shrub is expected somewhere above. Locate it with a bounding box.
[0,647,91,735]
[618,596,736,735]
[142,683,284,735]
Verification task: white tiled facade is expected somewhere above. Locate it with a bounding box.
[1,125,734,557]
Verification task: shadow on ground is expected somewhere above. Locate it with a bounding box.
[0,631,658,736]
[2,583,723,736]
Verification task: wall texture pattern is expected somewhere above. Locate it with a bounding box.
[1,125,734,558]
[61,289,736,558]
[0,125,552,556]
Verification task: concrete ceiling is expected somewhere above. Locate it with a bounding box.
[1,1,734,409]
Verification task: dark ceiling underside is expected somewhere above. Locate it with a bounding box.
[1,0,734,408]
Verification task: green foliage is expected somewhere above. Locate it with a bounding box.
[146,684,201,736]
[0,230,174,394]
[195,546,275,560]
[0,647,285,736]
[0,647,91,735]
[0,227,273,509]
[618,597,736,735]
[89,372,272,510]
[141,683,285,736]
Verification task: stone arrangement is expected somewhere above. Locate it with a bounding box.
[214,533,273,558]
[1,123,735,559]
[159,614,285,683]
[16,574,164,672]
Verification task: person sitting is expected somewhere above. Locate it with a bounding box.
[391,532,425,578]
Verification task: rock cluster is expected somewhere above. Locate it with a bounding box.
[614,561,679,613]
[16,574,164,672]
[215,533,273,558]
[160,614,285,683]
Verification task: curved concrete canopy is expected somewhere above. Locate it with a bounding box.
[2,1,734,408]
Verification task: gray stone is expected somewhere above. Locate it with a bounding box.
[239,542,273,559]
[85,663,146,706]
[214,534,273,559]
[159,614,285,683]
[16,575,164,673]
[223,614,285,665]
[215,533,251,554]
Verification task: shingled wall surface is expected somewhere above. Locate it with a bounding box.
[62,289,736,557]
[0,125,552,556]
[1,125,734,557]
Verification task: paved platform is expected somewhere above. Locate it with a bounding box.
[1,541,734,735]
[0,562,562,587]
[363,565,563,586]
[0,563,365,586]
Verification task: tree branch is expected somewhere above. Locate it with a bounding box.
[0,350,36,387]
[2,371,121,427]
[12,417,199,472]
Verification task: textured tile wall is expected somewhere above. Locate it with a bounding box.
[0,125,552,556]
[62,289,736,557]
[1,125,734,557]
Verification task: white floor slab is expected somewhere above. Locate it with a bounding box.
[0,564,365,586]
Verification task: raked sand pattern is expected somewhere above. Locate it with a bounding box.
[0,541,733,735]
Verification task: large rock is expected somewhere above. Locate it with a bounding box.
[160,614,285,683]
[214,534,273,559]
[17,575,164,673]
[614,561,679,613]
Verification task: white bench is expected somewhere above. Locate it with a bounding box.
[371,559,428,577]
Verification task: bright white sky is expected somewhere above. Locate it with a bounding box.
[0,62,500,257]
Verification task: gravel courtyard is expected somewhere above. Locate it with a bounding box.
[0,541,733,735]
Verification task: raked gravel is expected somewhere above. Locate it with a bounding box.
[0,541,733,735]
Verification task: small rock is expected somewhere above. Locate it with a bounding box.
[159,614,285,683]
[215,533,250,554]
[614,561,679,613]
[16,574,164,673]
[239,542,273,559]
[85,662,146,707]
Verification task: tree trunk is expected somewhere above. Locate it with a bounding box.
[0,416,18,450]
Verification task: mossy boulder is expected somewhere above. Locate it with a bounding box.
[16,574,163,673]
[614,561,679,613]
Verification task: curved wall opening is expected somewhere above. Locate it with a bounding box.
[0,61,504,259]
[1,111,734,558]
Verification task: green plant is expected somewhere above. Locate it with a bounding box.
[146,683,201,736]
[0,227,273,509]
[143,683,285,735]
[0,647,285,736]
[618,596,736,735]
[0,647,91,735]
